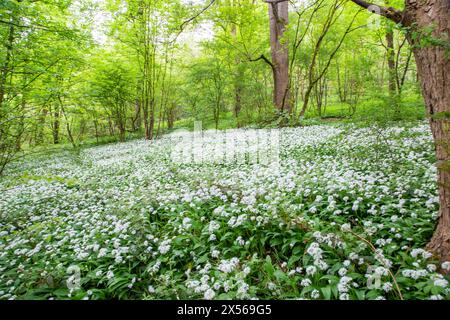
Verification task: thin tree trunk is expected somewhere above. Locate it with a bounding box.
[268,0,291,113]
[59,96,76,148]
[93,119,99,143]
[231,22,243,127]
[108,117,114,136]
[52,105,60,144]
[36,108,47,145]
[386,28,396,96]
[385,19,399,117]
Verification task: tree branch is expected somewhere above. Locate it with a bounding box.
[248,54,275,71]
[349,0,403,24]
[0,19,68,33]
[179,0,216,32]
[265,0,289,3]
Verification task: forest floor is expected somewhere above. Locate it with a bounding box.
[1,121,449,300]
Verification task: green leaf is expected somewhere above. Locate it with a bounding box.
[288,254,301,265]
[264,256,275,276]
[354,289,365,300]
[274,270,287,281]
[321,286,332,300]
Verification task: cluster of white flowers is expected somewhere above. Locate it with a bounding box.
[186,274,216,299]
[306,242,323,261]
[218,258,240,273]
[441,262,450,271]
[401,269,429,280]
[306,242,328,271]
[204,289,215,300]
[433,277,449,288]
[106,270,114,280]
[311,289,320,299]
[158,240,171,255]
[410,248,433,260]
[382,282,393,293]
[305,266,317,276]
[338,268,347,277]
[227,215,246,228]
[236,281,250,298]
[181,217,192,230]
[312,231,344,248]
[211,249,220,258]
[208,221,220,234]
[374,249,392,268]
[235,236,246,246]
[300,278,312,287]
[267,282,277,291]
[337,276,354,299]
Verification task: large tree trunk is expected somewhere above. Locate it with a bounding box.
[404,0,450,264]
[268,0,291,113]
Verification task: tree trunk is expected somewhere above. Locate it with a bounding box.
[149,99,155,140]
[52,105,60,144]
[93,119,99,143]
[231,23,243,127]
[385,17,400,118]
[403,0,450,264]
[108,117,114,136]
[15,94,26,151]
[143,104,150,140]
[268,0,291,113]
[119,125,125,142]
[167,104,175,130]
[36,108,47,145]
[59,97,76,148]
[132,98,141,132]
[386,28,396,96]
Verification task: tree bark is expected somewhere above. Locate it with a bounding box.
[52,105,60,144]
[231,23,243,127]
[36,108,47,145]
[132,98,141,132]
[59,96,76,148]
[93,119,99,143]
[268,0,291,113]
[405,0,450,264]
[386,28,396,96]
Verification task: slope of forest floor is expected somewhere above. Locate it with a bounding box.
[0,122,449,300]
